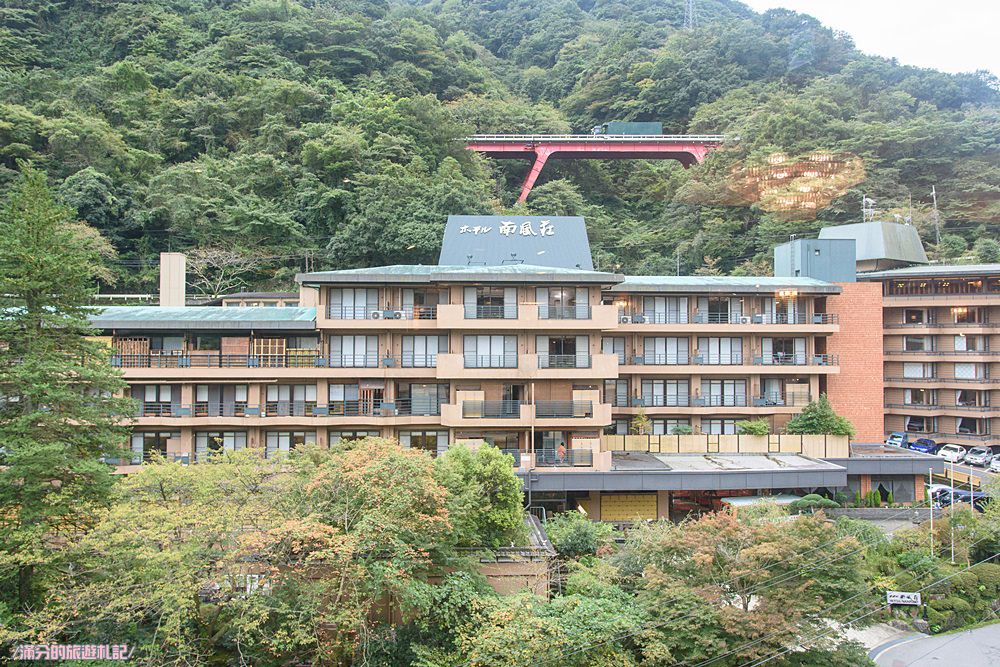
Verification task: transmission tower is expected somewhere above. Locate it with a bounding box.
[685,0,696,29]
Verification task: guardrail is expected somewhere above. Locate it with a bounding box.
[885,376,998,384]
[885,322,998,328]
[535,400,593,418]
[327,305,438,320]
[462,400,523,418]
[885,403,993,412]
[464,304,518,319]
[134,399,442,418]
[629,354,691,365]
[884,350,1000,356]
[464,354,518,369]
[535,448,594,467]
[538,304,592,320]
[538,353,591,369]
[380,354,439,368]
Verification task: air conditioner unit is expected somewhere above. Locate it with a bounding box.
[739,315,753,325]
[619,315,632,324]
[391,310,406,320]
[369,310,383,320]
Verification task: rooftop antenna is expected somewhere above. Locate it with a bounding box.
[685,0,696,29]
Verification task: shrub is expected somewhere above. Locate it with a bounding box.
[736,418,770,436]
[671,425,693,435]
[544,511,615,559]
[784,394,856,438]
[789,493,839,512]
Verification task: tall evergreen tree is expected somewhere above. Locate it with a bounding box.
[0,164,132,617]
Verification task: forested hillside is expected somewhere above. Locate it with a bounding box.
[2,0,999,290]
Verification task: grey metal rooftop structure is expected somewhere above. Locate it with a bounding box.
[818,221,928,270]
[612,275,841,294]
[297,264,622,285]
[89,306,317,331]
[438,215,595,270]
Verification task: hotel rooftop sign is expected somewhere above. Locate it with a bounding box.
[439,215,594,270]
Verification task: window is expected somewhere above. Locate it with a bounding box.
[537,287,589,319]
[954,363,985,380]
[698,296,742,323]
[329,335,377,368]
[642,337,689,365]
[149,336,184,352]
[903,362,934,379]
[399,430,449,457]
[195,431,246,461]
[402,289,445,319]
[652,418,690,435]
[904,336,932,352]
[701,419,737,435]
[952,307,983,324]
[904,309,925,324]
[604,419,630,435]
[954,335,985,352]
[397,383,447,416]
[265,431,316,457]
[537,335,590,368]
[328,430,379,446]
[701,380,747,407]
[190,335,220,351]
[761,337,805,364]
[130,431,180,463]
[266,384,316,416]
[642,379,689,407]
[604,379,629,407]
[697,337,743,364]
[139,385,173,416]
[601,336,626,363]
[194,384,247,416]
[401,335,447,367]
[463,335,517,368]
[904,416,933,433]
[329,288,378,319]
[328,384,362,415]
[904,389,935,405]
[957,418,989,435]
[642,296,688,324]
[464,286,517,319]
[287,336,319,350]
[956,390,988,407]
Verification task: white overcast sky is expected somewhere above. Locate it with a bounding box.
[740,0,998,76]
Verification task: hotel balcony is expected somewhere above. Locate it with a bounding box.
[113,353,441,380]
[613,311,839,334]
[435,303,619,330]
[317,305,439,330]
[619,353,838,375]
[885,376,1000,388]
[440,397,612,429]
[611,392,812,415]
[131,398,443,427]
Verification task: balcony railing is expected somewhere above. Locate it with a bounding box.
[885,403,993,412]
[885,321,997,329]
[464,304,517,320]
[381,354,439,368]
[464,354,518,369]
[886,376,998,384]
[753,393,811,407]
[636,395,690,407]
[535,448,593,467]
[133,399,442,418]
[538,304,592,320]
[695,353,744,365]
[113,353,328,369]
[462,400,523,418]
[695,395,749,407]
[687,312,838,325]
[885,349,999,356]
[327,305,438,320]
[630,353,690,365]
[500,447,522,466]
[327,354,379,368]
[632,393,811,408]
[535,400,593,418]
[538,353,591,369]
[752,353,838,366]
[624,312,689,324]
[264,401,319,417]
[134,402,251,417]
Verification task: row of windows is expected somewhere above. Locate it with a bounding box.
[605,418,744,435]
[901,335,990,352]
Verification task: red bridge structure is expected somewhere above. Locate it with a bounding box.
[465,134,732,203]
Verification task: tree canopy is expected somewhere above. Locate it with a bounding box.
[0,0,996,290]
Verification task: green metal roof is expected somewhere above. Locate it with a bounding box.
[612,275,841,294]
[858,263,1000,280]
[297,264,623,285]
[90,306,317,331]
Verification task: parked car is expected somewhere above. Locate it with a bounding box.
[907,438,939,454]
[936,444,967,464]
[964,445,1000,467]
[885,432,908,447]
[990,457,1000,474]
[940,489,991,512]
[926,484,953,507]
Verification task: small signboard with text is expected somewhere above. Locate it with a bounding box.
[886,591,921,606]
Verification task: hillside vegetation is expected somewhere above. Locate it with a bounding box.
[1,0,998,289]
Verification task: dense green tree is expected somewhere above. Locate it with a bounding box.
[0,165,132,621]
[785,394,857,437]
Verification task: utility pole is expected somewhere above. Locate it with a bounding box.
[931,185,941,245]
[929,467,934,557]
[675,247,681,276]
[950,460,956,565]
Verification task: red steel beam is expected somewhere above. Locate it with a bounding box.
[466,137,721,202]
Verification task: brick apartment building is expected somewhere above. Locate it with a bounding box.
[91,216,952,519]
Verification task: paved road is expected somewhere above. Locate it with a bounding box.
[871,622,1000,666]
